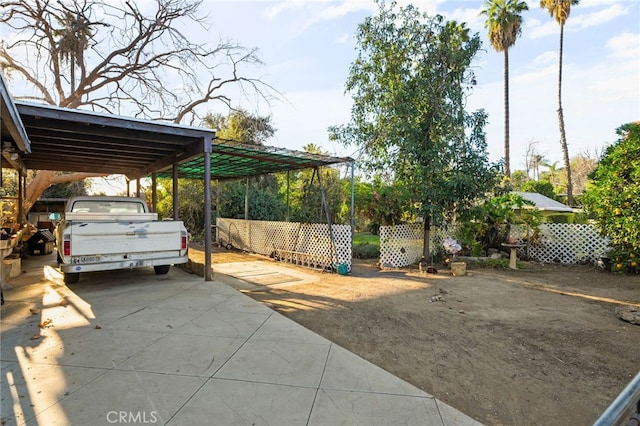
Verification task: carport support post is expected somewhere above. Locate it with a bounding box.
[18,170,24,224]
[203,136,213,281]
[286,170,290,222]
[172,163,179,220]
[151,173,157,212]
[244,178,249,220]
[350,160,355,239]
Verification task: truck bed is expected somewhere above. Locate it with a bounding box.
[65,220,184,256]
[64,212,159,222]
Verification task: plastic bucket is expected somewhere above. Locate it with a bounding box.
[335,263,349,275]
[450,262,466,277]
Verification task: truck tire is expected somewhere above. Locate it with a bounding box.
[154,265,171,275]
[64,272,80,284]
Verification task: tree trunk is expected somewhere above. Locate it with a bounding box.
[23,171,108,213]
[422,215,431,265]
[557,24,574,206]
[503,49,511,177]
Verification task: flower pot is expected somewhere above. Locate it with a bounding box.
[450,261,466,277]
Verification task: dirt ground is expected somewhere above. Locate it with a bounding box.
[189,244,640,426]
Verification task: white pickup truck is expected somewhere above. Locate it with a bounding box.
[52,196,188,284]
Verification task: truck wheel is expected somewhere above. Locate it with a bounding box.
[154,265,171,275]
[64,272,80,284]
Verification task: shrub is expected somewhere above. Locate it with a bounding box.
[353,242,380,259]
[583,122,640,272]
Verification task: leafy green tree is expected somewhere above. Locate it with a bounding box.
[520,179,556,200]
[218,175,287,221]
[540,0,580,206]
[285,144,343,224]
[583,123,640,272]
[156,178,206,237]
[330,1,500,259]
[203,110,275,144]
[460,193,541,254]
[481,0,529,177]
[206,110,286,224]
[509,170,529,189]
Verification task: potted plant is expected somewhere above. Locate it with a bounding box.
[443,237,466,276]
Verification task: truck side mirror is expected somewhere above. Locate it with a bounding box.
[49,213,61,221]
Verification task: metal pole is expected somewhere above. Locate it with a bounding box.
[244,178,249,220]
[204,136,213,281]
[316,167,338,265]
[593,370,640,426]
[151,173,157,213]
[172,163,179,220]
[350,160,355,244]
[18,170,24,224]
[286,170,290,222]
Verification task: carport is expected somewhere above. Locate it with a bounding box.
[0,73,353,281]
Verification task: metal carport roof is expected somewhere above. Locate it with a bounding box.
[2,75,354,282]
[11,101,351,180]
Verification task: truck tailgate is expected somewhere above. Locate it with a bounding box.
[68,221,184,256]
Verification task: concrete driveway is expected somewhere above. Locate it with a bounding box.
[1,253,481,425]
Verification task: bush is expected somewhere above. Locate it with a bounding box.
[353,242,380,259]
[583,122,640,271]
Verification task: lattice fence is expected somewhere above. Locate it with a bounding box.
[380,223,610,267]
[510,223,610,264]
[216,218,352,271]
[379,223,460,268]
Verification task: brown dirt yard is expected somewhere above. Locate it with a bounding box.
[188,244,640,426]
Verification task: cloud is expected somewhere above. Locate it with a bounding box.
[569,4,627,30]
[264,0,309,19]
[530,3,629,38]
[315,0,377,21]
[606,32,640,59]
[530,50,557,68]
[264,0,375,21]
[335,32,352,44]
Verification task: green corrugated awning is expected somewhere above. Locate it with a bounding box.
[158,140,353,180]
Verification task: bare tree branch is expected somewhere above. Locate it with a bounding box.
[0,0,281,122]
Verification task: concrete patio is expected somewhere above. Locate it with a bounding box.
[1,253,481,425]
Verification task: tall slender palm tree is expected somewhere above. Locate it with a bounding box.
[481,0,529,178]
[53,6,98,99]
[540,0,579,206]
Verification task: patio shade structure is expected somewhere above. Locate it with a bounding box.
[1,72,354,280]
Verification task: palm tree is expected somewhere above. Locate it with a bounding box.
[542,160,560,186]
[481,0,529,178]
[54,10,94,95]
[540,0,579,206]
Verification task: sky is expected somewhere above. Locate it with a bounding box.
[193,0,639,172]
[1,0,638,181]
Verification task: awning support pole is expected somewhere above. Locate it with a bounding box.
[316,167,337,265]
[172,163,179,220]
[204,136,213,281]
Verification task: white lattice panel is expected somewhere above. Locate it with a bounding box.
[379,224,461,268]
[379,224,423,268]
[216,218,352,271]
[380,223,610,267]
[510,223,610,264]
